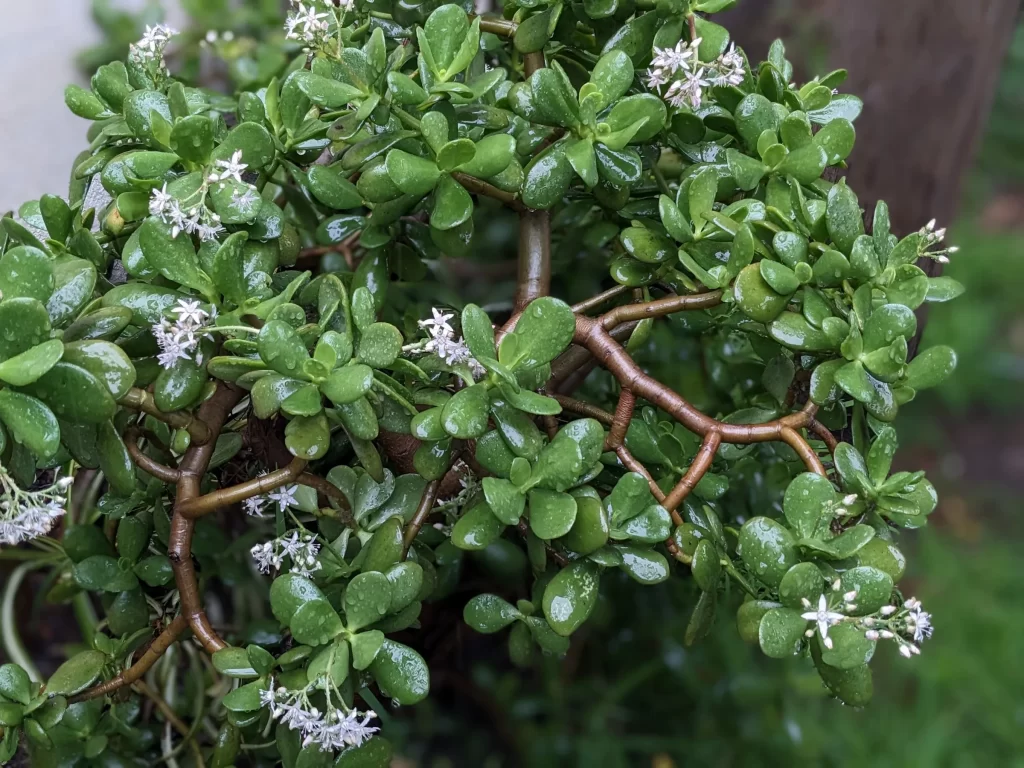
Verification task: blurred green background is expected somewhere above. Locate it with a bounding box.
[6,1,1023,765]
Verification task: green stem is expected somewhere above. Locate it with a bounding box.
[722,558,757,598]
[392,107,422,131]
[1,562,43,680]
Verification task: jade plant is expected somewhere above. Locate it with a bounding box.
[0,0,961,764]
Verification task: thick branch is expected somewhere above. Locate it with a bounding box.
[605,389,636,450]
[513,50,551,314]
[472,16,517,36]
[125,428,180,484]
[599,290,724,329]
[170,384,244,654]
[178,457,308,519]
[663,432,721,514]
[574,316,826,476]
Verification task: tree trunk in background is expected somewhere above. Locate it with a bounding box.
[721,0,1020,238]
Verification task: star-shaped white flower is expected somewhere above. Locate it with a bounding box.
[209,149,249,184]
[149,183,174,217]
[268,485,299,512]
[171,299,209,327]
[801,594,846,649]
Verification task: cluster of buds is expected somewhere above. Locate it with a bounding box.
[260,683,379,752]
[858,597,933,658]
[413,308,486,377]
[0,467,72,547]
[647,39,746,110]
[149,184,226,242]
[251,530,322,578]
[919,218,958,264]
[129,24,177,76]
[799,578,933,658]
[152,299,213,369]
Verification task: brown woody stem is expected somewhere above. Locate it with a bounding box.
[663,432,721,514]
[170,384,244,654]
[177,457,308,519]
[473,16,517,36]
[513,50,551,314]
[69,614,188,702]
[452,172,527,213]
[119,389,213,445]
[571,285,632,314]
[605,389,636,450]
[599,290,724,330]
[551,395,614,425]
[124,428,181,484]
[402,480,441,557]
[573,316,826,476]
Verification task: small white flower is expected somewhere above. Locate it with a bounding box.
[904,599,933,644]
[646,67,672,90]
[864,630,880,641]
[419,307,455,338]
[137,24,177,53]
[899,644,913,658]
[710,44,745,87]
[209,150,249,184]
[285,2,331,44]
[842,493,858,506]
[880,605,898,616]
[665,68,709,110]
[244,497,267,517]
[268,485,299,512]
[149,184,174,217]
[197,221,226,242]
[843,590,858,602]
[153,320,193,368]
[800,594,846,650]
[171,299,209,327]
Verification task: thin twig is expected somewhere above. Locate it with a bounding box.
[402,480,441,557]
[571,285,632,314]
[70,614,189,702]
[551,395,614,425]
[451,172,526,213]
[119,389,212,445]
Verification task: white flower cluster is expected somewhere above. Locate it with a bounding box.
[0,469,73,547]
[129,24,178,74]
[260,684,378,752]
[243,481,299,518]
[152,299,212,369]
[415,308,485,377]
[799,578,933,659]
[149,184,226,242]
[285,1,339,47]
[647,39,746,110]
[919,218,959,264]
[861,597,933,658]
[251,530,322,578]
